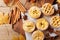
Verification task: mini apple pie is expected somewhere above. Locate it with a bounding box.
[36,18,49,30]
[29,6,41,18]
[32,30,44,40]
[42,3,54,16]
[50,16,60,28]
[23,20,35,32]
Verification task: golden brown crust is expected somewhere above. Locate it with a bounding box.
[29,6,41,18]
[42,3,54,16]
[32,30,44,40]
[23,20,35,32]
[36,18,49,30]
[50,16,60,28]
